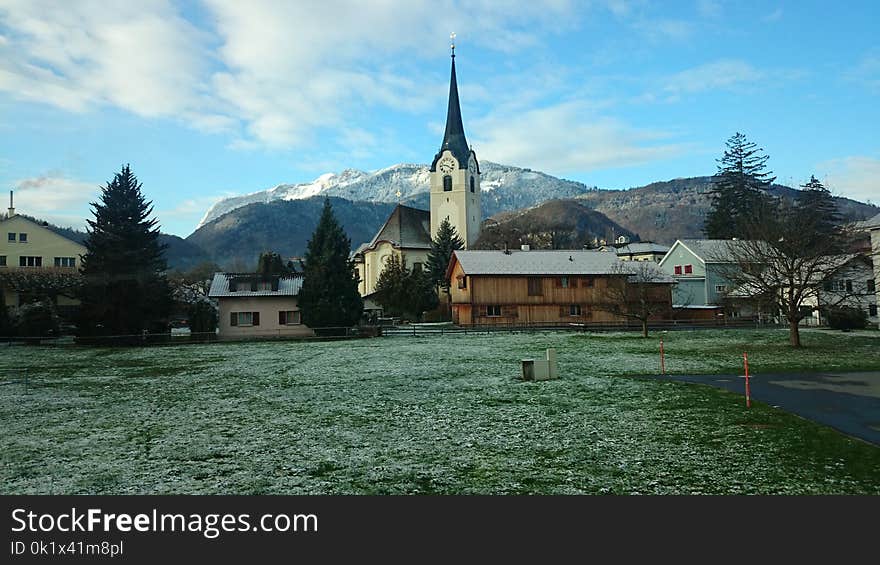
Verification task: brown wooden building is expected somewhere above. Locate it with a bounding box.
[446,249,672,326]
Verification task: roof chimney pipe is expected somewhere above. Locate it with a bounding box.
[7,190,14,218]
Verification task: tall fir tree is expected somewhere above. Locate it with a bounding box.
[796,175,843,252]
[78,164,172,336]
[298,199,363,329]
[704,132,776,239]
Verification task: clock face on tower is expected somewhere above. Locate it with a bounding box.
[439,157,455,174]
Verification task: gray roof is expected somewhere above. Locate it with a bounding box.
[364,204,431,250]
[678,239,752,262]
[208,272,303,297]
[453,250,622,276]
[858,212,880,230]
[615,242,670,255]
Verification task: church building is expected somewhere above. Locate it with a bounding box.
[354,40,481,296]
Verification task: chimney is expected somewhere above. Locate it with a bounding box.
[7,190,14,218]
[520,244,530,251]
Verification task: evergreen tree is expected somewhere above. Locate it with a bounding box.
[256,251,293,276]
[374,256,438,321]
[78,164,172,337]
[796,175,843,252]
[188,300,218,334]
[426,217,464,288]
[704,132,776,238]
[374,255,408,317]
[298,199,363,330]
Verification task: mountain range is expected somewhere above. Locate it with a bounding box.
[186,162,878,269]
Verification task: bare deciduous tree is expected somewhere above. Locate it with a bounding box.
[598,261,674,337]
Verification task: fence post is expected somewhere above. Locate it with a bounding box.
[659,338,666,375]
[743,351,751,408]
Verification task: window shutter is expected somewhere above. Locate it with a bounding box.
[559,305,566,317]
[555,277,562,288]
[279,311,285,325]
[253,312,260,326]
[230,312,238,326]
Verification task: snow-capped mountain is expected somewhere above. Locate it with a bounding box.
[197,161,598,228]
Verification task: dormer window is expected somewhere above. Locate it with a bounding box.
[443,175,452,192]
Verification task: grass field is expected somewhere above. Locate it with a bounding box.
[1,328,879,494]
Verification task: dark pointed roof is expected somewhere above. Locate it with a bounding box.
[430,55,477,172]
[363,204,431,251]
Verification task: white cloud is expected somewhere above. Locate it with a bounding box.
[11,174,100,229]
[815,156,880,205]
[844,52,880,94]
[472,100,683,174]
[203,0,580,148]
[762,8,783,23]
[0,0,214,118]
[664,59,764,95]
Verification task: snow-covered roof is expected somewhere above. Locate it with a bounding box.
[452,250,622,276]
[678,239,753,263]
[615,242,670,255]
[208,273,303,297]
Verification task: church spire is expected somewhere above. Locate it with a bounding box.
[431,33,470,171]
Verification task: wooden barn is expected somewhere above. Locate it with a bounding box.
[445,249,673,326]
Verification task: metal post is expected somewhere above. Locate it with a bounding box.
[743,352,751,408]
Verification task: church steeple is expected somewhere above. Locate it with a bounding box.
[431,35,471,172]
[429,34,481,249]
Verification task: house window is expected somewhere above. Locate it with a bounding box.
[581,277,594,288]
[674,265,682,275]
[569,304,582,316]
[870,304,878,317]
[279,310,301,325]
[230,312,259,326]
[256,281,272,291]
[527,277,543,296]
[486,305,502,317]
[19,256,42,267]
[54,257,76,268]
[18,233,27,243]
[0,256,5,267]
[470,176,475,193]
[845,280,853,292]
[684,264,693,274]
[868,279,876,293]
[412,262,423,272]
[7,233,14,242]
[715,284,727,293]
[457,275,467,289]
[558,276,570,288]
[443,175,452,192]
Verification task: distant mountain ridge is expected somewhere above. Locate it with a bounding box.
[198,161,600,228]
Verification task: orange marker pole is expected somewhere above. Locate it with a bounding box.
[743,352,751,408]
[660,338,666,375]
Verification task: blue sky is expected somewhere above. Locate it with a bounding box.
[1,0,878,236]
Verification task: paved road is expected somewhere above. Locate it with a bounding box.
[649,371,880,446]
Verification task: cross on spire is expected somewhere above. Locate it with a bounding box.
[450,32,456,58]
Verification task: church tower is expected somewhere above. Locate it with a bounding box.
[430,35,481,248]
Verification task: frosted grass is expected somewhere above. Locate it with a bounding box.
[1,329,878,494]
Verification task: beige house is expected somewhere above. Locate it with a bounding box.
[0,202,85,311]
[353,205,431,296]
[208,272,313,339]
